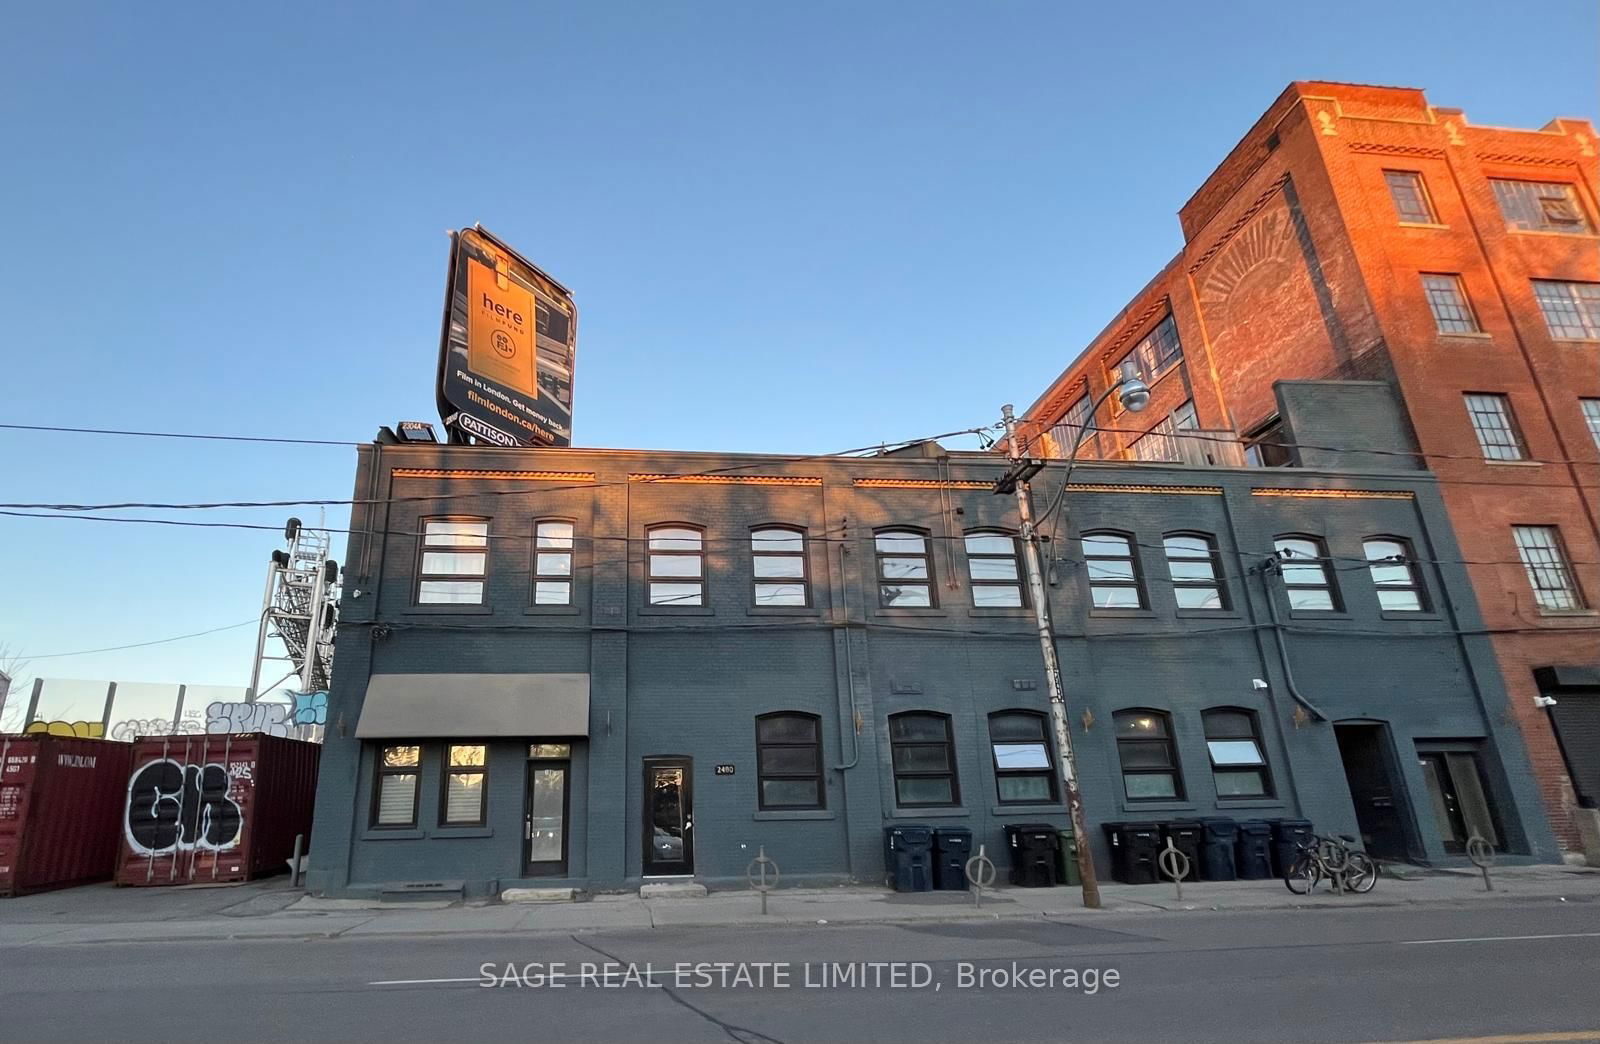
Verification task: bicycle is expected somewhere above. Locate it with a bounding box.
[1283,833,1378,895]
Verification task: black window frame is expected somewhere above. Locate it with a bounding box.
[1162,531,1228,611]
[532,518,576,606]
[1113,709,1185,802]
[1383,169,1439,224]
[875,528,936,608]
[888,711,960,807]
[371,743,422,829]
[750,526,810,608]
[415,517,490,606]
[988,710,1057,805]
[964,529,1026,608]
[754,712,824,810]
[1201,708,1274,799]
[1082,530,1147,609]
[1273,535,1341,612]
[646,523,706,607]
[1363,536,1429,613]
[439,742,489,827]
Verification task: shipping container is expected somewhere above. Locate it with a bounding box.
[0,735,135,896]
[116,733,320,886]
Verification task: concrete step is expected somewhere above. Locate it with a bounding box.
[501,887,576,903]
[640,882,707,899]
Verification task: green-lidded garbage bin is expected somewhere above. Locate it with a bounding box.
[1056,829,1081,886]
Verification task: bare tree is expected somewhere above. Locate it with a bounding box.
[0,643,31,734]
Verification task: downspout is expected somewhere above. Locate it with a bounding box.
[831,493,861,772]
[1256,556,1331,723]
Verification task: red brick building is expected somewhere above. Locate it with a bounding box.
[1021,82,1600,855]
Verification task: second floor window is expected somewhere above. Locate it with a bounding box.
[1513,525,1585,612]
[441,744,487,826]
[876,530,933,607]
[1422,274,1480,333]
[533,520,575,605]
[1533,280,1600,340]
[1491,179,1592,234]
[1364,537,1426,612]
[1274,536,1339,611]
[888,712,959,806]
[1463,394,1527,461]
[1384,170,1438,224]
[751,528,807,606]
[648,526,704,606]
[965,531,1024,607]
[755,713,824,809]
[1164,533,1226,609]
[417,519,489,605]
[1083,532,1145,609]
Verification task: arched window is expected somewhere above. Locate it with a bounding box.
[876,529,934,607]
[755,713,823,809]
[533,519,575,605]
[1202,708,1272,798]
[417,517,490,605]
[647,525,705,606]
[988,711,1055,804]
[888,712,958,806]
[965,531,1024,607]
[1363,537,1426,612]
[1273,535,1339,611]
[1163,532,1226,610]
[1113,710,1183,801]
[1083,531,1145,609]
[751,527,808,607]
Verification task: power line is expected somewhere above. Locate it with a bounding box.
[19,619,259,660]
[0,423,362,447]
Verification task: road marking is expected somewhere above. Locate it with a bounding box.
[368,977,479,986]
[1400,932,1600,946]
[1374,1032,1600,1043]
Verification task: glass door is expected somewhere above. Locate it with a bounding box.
[642,757,694,876]
[525,744,571,877]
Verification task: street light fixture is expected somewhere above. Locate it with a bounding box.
[997,378,1150,910]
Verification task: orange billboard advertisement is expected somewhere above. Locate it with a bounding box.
[466,256,538,396]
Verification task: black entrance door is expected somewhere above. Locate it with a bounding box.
[642,757,694,876]
[524,751,571,877]
[1334,723,1412,860]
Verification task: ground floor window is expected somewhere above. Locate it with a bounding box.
[372,745,421,827]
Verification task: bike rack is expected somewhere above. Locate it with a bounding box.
[964,844,996,908]
[1158,839,1191,902]
[747,846,780,914]
[1466,835,1495,892]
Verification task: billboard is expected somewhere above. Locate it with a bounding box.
[436,226,577,447]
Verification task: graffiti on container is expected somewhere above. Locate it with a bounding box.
[290,690,328,726]
[228,760,255,781]
[108,717,203,742]
[205,700,292,737]
[123,759,244,856]
[23,720,104,739]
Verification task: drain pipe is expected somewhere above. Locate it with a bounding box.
[832,531,861,772]
[1256,557,1330,723]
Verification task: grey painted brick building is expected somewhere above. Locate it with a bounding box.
[305,384,1558,898]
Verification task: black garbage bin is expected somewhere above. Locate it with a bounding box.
[1005,823,1060,887]
[1236,820,1275,879]
[932,827,973,891]
[1270,818,1314,877]
[1102,822,1161,884]
[1160,820,1203,882]
[1199,818,1239,881]
[883,825,934,892]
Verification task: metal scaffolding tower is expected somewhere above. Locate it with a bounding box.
[246,517,338,706]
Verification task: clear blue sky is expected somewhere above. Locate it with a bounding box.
[1,1,1594,691]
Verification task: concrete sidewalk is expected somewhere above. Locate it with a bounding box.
[1,864,1596,947]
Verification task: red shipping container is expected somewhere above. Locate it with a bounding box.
[0,735,135,896]
[116,733,320,887]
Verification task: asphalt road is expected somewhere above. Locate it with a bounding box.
[3,899,1598,1043]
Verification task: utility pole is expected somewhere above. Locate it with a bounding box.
[998,403,1102,909]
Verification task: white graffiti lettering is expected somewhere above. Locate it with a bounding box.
[205,701,291,737]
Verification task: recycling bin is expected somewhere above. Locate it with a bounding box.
[1160,820,1203,882]
[1056,829,1082,887]
[882,825,934,892]
[1199,818,1239,881]
[1235,820,1275,879]
[1270,818,1314,877]
[1102,822,1161,884]
[1004,823,1060,887]
[932,827,973,891]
